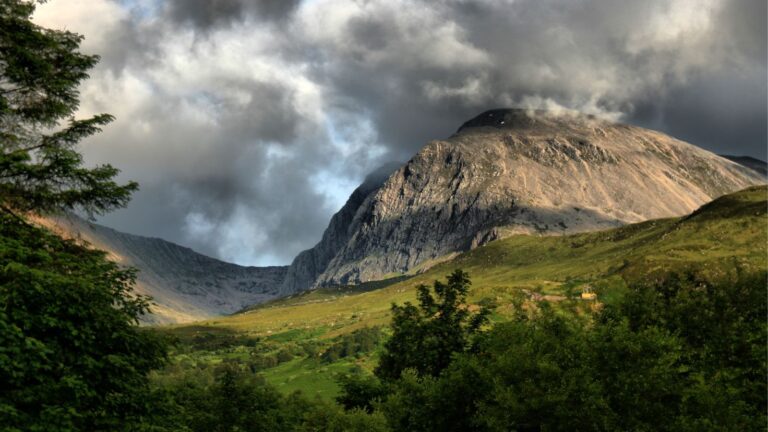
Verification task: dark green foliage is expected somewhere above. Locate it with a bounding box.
[277,348,295,363]
[0,214,167,431]
[375,269,490,380]
[378,370,438,432]
[460,310,685,431]
[297,400,389,432]
[336,373,388,413]
[321,327,383,363]
[372,269,767,431]
[147,363,390,432]
[600,271,768,430]
[0,0,136,217]
[249,353,280,372]
[185,330,261,351]
[150,363,293,432]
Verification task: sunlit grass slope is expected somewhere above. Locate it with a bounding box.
[159,186,766,397]
[174,185,765,337]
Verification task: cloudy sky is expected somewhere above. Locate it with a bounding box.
[33,0,766,266]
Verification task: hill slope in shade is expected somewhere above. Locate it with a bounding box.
[38,216,287,324]
[719,155,767,176]
[194,185,767,338]
[282,109,764,292]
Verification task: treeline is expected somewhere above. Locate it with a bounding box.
[334,269,767,431]
[321,327,383,363]
[145,363,388,432]
[136,269,766,431]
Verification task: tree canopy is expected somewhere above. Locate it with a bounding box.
[375,269,490,380]
[370,270,768,431]
[0,2,166,430]
[0,213,167,431]
[0,0,136,217]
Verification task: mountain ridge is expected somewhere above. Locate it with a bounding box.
[281,108,764,291]
[719,155,767,176]
[38,109,766,322]
[37,215,287,324]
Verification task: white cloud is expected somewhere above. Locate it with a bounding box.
[30,0,766,265]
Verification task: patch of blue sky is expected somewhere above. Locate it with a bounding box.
[116,0,161,20]
[324,113,385,159]
[309,169,360,213]
[315,114,386,210]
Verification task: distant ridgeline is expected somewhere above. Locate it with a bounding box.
[719,154,767,176]
[42,109,765,324]
[38,216,287,325]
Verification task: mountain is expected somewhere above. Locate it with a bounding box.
[37,216,287,324]
[234,186,768,334]
[719,155,767,176]
[280,162,402,294]
[35,109,765,321]
[282,109,764,291]
[171,186,767,396]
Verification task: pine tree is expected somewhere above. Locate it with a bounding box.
[0,0,137,217]
[0,2,166,430]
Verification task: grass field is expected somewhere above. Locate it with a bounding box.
[156,186,767,398]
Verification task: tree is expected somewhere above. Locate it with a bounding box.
[0,0,137,217]
[0,214,167,431]
[375,269,490,380]
[0,2,167,430]
[376,270,767,432]
[336,373,388,413]
[599,271,768,430]
[147,363,391,432]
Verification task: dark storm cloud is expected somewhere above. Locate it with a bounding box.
[34,0,767,265]
[87,75,339,264]
[305,0,766,161]
[626,0,768,158]
[165,0,301,29]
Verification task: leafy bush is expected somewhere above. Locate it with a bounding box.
[321,327,383,363]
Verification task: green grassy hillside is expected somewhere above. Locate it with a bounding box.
[156,186,767,398]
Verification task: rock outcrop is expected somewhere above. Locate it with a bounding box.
[280,162,401,293]
[282,109,765,291]
[40,216,287,324]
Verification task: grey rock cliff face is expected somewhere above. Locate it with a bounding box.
[280,162,401,293]
[282,109,765,291]
[41,217,287,325]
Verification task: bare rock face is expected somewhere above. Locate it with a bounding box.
[40,217,287,325]
[280,162,401,293]
[282,109,764,291]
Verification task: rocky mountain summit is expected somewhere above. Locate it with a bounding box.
[38,109,765,321]
[282,109,764,291]
[39,216,287,324]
